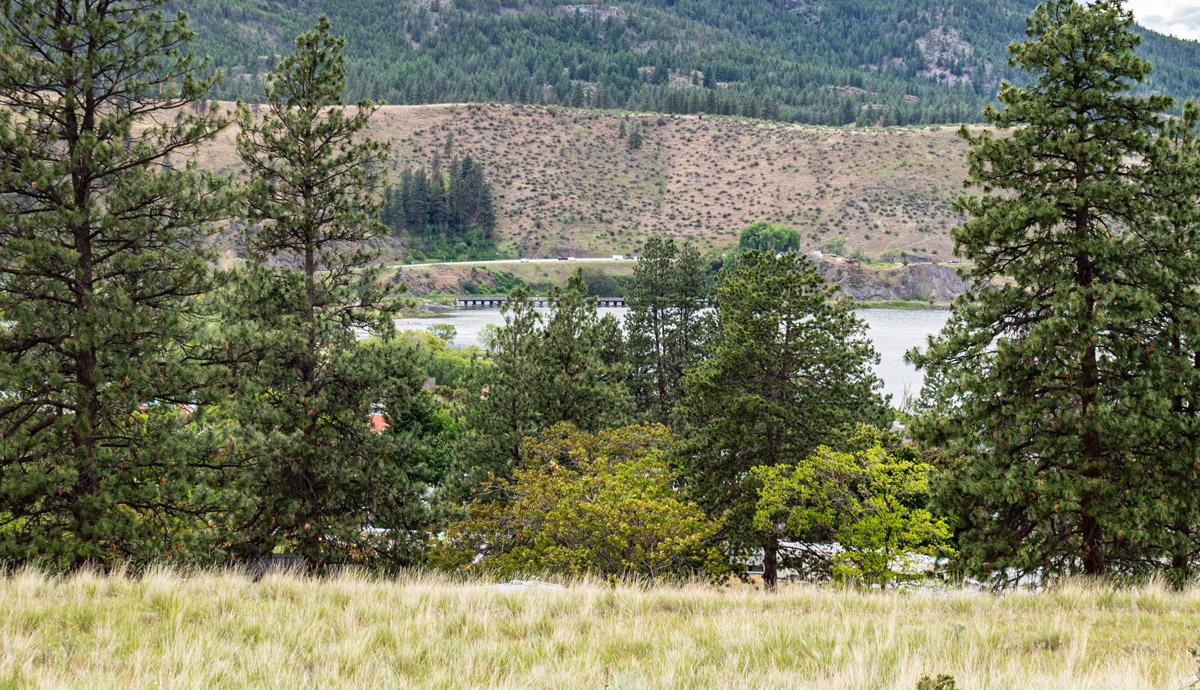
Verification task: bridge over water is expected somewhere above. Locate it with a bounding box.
[456,296,628,308]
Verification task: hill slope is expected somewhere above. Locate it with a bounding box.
[183,0,1200,126]
[199,103,970,261]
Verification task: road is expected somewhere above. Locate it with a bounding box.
[390,257,633,269]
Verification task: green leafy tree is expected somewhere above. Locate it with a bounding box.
[625,237,712,424]
[223,16,435,567]
[752,425,953,588]
[433,423,726,581]
[0,0,234,568]
[819,234,847,256]
[679,251,887,588]
[738,222,803,254]
[908,0,1200,584]
[426,324,457,345]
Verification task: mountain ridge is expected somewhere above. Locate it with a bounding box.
[183,0,1200,126]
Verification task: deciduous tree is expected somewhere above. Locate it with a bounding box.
[753,425,952,587]
[434,423,725,581]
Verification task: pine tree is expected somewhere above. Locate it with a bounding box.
[538,272,633,432]
[625,238,712,424]
[428,151,446,231]
[456,285,545,489]
[457,275,633,491]
[627,124,644,150]
[909,0,1200,584]
[679,251,885,588]
[0,0,234,568]
[405,167,429,236]
[227,16,435,568]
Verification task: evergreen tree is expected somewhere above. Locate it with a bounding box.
[627,124,644,150]
[428,151,446,230]
[538,272,633,431]
[457,275,633,490]
[625,238,712,424]
[405,167,429,235]
[909,0,1200,584]
[381,154,497,253]
[228,16,434,567]
[679,251,885,588]
[0,0,233,568]
[456,285,544,488]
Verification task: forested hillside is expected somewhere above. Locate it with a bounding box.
[183,0,1200,125]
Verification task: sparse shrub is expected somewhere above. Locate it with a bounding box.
[916,675,957,690]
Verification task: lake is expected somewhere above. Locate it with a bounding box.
[396,307,950,407]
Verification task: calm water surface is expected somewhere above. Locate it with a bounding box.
[397,307,949,406]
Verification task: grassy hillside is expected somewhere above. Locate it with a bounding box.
[4,569,1199,688]
[367,105,972,259]
[197,103,972,261]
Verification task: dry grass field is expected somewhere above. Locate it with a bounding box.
[2,569,1198,689]
[196,103,971,261]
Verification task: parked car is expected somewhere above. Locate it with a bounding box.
[557,256,568,261]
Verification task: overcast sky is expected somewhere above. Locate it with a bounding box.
[1127,0,1200,40]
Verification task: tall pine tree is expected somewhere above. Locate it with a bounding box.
[225,16,435,568]
[679,251,885,588]
[456,273,632,491]
[624,237,711,424]
[0,0,234,568]
[909,0,1200,584]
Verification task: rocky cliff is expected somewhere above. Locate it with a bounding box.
[815,259,970,302]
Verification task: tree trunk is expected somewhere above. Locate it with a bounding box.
[1076,234,1104,577]
[762,531,779,590]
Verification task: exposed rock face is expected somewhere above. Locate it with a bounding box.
[552,5,627,21]
[815,259,970,302]
[399,266,500,296]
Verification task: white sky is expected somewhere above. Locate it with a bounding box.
[1126,0,1200,40]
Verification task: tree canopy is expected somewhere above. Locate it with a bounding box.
[679,250,887,588]
[909,0,1200,585]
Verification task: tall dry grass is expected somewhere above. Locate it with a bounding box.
[0,568,1197,689]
